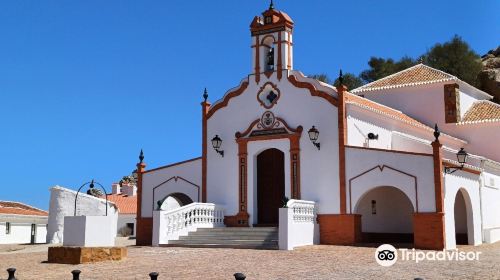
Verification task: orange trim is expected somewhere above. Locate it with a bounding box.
[136,162,152,245]
[206,81,249,120]
[256,82,281,109]
[345,145,433,157]
[143,157,202,174]
[201,101,210,202]
[443,162,481,175]
[432,141,444,212]
[337,84,347,214]
[255,35,260,83]
[287,75,338,107]
[260,34,276,44]
[277,31,282,80]
[233,120,303,226]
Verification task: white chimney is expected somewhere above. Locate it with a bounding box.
[121,183,137,197]
[111,183,121,195]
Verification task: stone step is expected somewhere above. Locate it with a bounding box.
[161,244,279,250]
[195,227,277,232]
[178,236,278,241]
[168,239,278,246]
[166,227,279,250]
[187,232,278,237]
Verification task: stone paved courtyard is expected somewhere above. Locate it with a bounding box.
[1,241,500,279]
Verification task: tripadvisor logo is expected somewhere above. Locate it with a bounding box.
[375,244,482,266]
[375,244,398,267]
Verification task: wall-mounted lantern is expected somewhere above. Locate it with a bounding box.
[371,200,377,215]
[308,126,320,150]
[444,148,468,174]
[211,135,224,157]
[368,133,379,140]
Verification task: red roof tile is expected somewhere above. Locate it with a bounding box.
[0,201,48,216]
[104,194,137,214]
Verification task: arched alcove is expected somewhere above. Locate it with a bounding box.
[354,186,414,244]
[158,192,193,211]
[454,188,475,245]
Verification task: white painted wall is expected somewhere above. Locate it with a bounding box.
[207,71,340,218]
[355,186,414,233]
[63,216,116,247]
[443,172,482,249]
[141,158,201,218]
[0,220,47,244]
[117,214,136,237]
[47,186,119,244]
[346,147,436,214]
[459,90,477,118]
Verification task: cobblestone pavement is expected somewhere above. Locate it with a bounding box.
[0,242,499,279]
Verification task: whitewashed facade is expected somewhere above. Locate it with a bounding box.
[135,5,500,250]
[0,201,48,244]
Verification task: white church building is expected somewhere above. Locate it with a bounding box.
[134,4,500,250]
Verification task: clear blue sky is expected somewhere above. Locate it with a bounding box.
[0,0,498,210]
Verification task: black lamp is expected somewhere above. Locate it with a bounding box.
[308,126,320,150]
[211,135,224,157]
[445,148,469,174]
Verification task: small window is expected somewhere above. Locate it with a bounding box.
[6,222,11,234]
[265,16,272,24]
[126,223,134,235]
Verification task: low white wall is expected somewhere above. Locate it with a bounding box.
[278,200,317,250]
[117,214,136,237]
[63,216,116,247]
[47,186,119,244]
[484,228,500,244]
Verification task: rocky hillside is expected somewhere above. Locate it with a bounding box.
[479,47,500,103]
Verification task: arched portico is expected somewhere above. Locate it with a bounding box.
[159,192,194,211]
[354,186,414,244]
[453,188,476,246]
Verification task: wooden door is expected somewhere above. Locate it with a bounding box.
[257,148,285,225]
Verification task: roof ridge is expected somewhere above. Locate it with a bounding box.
[354,63,425,91]
[352,63,457,93]
[0,200,48,213]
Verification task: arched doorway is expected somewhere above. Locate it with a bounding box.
[159,192,193,211]
[454,189,473,245]
[257,148,285,225]
[354,186,414,244]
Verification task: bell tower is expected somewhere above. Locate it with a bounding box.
[250,1,294,83]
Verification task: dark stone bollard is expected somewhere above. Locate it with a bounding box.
[414,278,424,280]
[7,268,16,280]
[234,272,246,280]
[71,270,81,280]
[149,272,159,280]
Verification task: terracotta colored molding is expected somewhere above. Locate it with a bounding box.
[206,81,249,120]
[443,162,481,175]
[287,75,338,107]
[345,145,433,157]
[432,141,444,212]
[255,35,260,84]
[337,83,348,214]
[256,82,281,109]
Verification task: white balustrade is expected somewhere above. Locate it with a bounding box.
[279,199,316,250]
[152,203,224,246]
[287,199,315,223]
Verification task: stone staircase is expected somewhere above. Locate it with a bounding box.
[163,227,279,250]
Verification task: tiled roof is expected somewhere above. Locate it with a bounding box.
[352,64,456,93]
[0,201,48,216]
[346,93,431,130]
[460,100,500,124]
[105,194,137,214]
